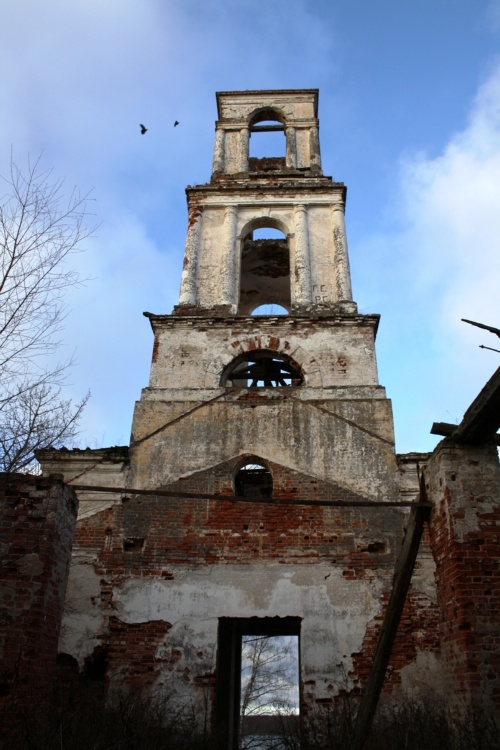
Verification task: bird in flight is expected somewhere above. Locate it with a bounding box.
[140,124,148,135]
[174,121,179,127]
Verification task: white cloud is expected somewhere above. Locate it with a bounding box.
[376,63,500,451]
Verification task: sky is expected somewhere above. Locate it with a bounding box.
[1,0,500,455]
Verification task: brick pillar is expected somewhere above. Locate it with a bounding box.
[426,441,500,717]
[0,474,78,712]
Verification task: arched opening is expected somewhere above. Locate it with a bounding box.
[234,458,273,499]
[239,220,290,315]
[251,304,289,316]
[222,350,303,388]
[249,108,286,171]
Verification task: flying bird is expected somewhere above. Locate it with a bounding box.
[174,121,179,127]
[140,124,148,135]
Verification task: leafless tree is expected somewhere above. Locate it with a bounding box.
[0,154,94,472]
[241,635,297,718]
[240,635,299,749]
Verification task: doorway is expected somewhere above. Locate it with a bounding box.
[215,617,301,749]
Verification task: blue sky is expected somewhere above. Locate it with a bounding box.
[1,0,499,454]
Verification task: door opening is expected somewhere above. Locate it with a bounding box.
[215,617,301,750]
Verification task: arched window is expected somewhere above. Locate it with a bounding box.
[234,458,273,499]
[222,350,303,388]
[248,108,286,171]
[239,222,290,315]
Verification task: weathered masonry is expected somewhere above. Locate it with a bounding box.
[32,90,499,743]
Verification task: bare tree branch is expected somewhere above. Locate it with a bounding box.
[240,636,297,718]
[0,153,95,472]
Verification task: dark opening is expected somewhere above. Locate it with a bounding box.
[223,351,303,388]
[123,537,145,552]
[234,460,273,499]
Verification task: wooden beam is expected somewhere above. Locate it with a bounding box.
[431,421,500,446]
[68,483,431,509]
[250,124,285,132]
[350,476,430,750]
[452,366,500,444]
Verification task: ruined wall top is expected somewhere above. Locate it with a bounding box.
[212,89,322,176]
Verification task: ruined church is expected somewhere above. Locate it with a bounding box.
[2,89,499,746]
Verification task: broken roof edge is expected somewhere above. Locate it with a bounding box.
[36,445,129,460]
[143,311,379,330]
[216,89,319,119]
[431,365,500,445]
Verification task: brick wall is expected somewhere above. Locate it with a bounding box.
[67,457,440,702]
[427,441,500,716]
[0,474,77,712]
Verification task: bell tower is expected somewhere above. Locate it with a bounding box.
[34,89,500,742]
[129,89,396,500]
[178,89,355,316]
[126,90,398,741]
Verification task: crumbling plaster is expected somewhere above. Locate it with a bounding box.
[129,398,397,500]
[58,551,107,666]
[32,89,474,726]
[187,197,347,311]
[112,562,386,699]
[215,89,319,174]
[147,319,380,390]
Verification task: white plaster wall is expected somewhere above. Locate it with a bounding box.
[58,551,107,666]
[218,91,317,126]
[148,322,379,390]
[129,397,397,500]
[308,205,337,297]
[196,207,225,305]
[112,562,386,701]
[192,195,345,309]
[221,130,242,174]
[295,128,311,169]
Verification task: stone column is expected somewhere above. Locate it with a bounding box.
[310,125,321,170]
[237,126,249,173]
[331,203,353,302]
[220,205,238,307]
[212,127,225,174]
[292,204,313,306]
[286,126,297,169]
[178,206,202,305]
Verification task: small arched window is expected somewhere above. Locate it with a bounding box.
[222,350,303,388]
[234,459,273,499]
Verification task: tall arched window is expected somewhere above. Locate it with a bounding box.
[239,221,290,315]
[248,108,286,171]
